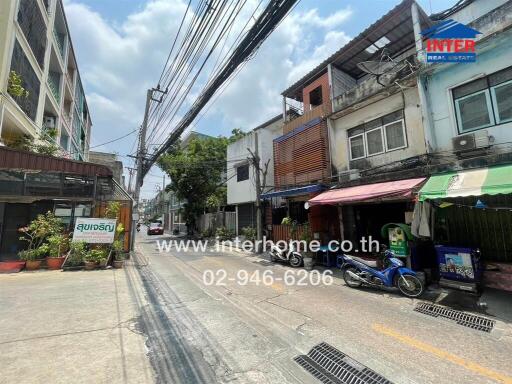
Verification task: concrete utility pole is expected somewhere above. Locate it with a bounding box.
[125,167,136,194]
[248,132,270,252]
[134,87,167,207]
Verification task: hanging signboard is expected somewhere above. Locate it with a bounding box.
[72,218,117,244]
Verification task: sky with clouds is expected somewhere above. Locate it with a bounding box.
[62,0,457,198]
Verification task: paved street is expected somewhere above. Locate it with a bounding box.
[131,232,512,384]
[1,231,511,384]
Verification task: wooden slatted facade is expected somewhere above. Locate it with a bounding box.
[273,119,331,189]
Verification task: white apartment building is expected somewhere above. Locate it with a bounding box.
[227,115,282,235]
[0,0,92,161]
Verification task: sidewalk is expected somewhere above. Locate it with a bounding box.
[0,266,154,384]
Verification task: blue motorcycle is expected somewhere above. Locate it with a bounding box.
[340,249,424,298]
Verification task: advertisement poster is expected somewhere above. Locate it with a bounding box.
[72,218,117,244]
[441,252,474,279]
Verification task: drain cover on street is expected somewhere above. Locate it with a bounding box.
[294,342,393,384]
[414,302,495,333]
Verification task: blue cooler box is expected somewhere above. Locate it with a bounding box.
[435,245,482,283]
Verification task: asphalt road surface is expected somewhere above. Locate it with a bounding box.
[130,231,512,384]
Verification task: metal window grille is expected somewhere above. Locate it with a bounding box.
[17,0,47,68]
[9,40,41,121]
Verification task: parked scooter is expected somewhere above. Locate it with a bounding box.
[268,242,303,267]
[340,247,424,298]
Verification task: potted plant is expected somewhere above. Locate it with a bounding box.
[18,249,41,271]
[301,223,314,270]
[46,234,69,270]
[84,249,99,270]
[65,241,87,270]
[112,240,125,269]
[18,211,63,270]
[93,248,109,268]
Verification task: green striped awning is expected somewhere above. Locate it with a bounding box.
[419,165,512,201]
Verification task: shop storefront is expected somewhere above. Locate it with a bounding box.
[0,147,133,261]
[308,178,426,257]
[261,184,328,241]
[418,164,512,292]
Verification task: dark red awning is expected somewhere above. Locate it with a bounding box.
[308,177,426,206]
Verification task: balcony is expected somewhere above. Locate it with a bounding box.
[283,102,332,134]
[53,29,66,61]
[47,71,61,104]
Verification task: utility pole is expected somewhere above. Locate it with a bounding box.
[125,167,136,194]
[248,132,270,253]
[134,87,167,207]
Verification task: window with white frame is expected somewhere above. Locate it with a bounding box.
[348,110,407,160]
[453,66,512,132]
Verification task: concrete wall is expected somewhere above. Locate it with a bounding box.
[329,86,426,174]
[422,5,512,152]
[88,151,124,185]
[227,117,282,205]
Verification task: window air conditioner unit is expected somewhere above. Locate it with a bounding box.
[44,116,56,129]
[452,130,490,152]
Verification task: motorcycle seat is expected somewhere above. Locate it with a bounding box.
[347,255,378,268]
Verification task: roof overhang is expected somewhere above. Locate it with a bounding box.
[261,184,326,199]
[0,146,112,177]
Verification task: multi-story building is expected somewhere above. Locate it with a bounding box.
[0,0,92,161]
[227,114,282,235]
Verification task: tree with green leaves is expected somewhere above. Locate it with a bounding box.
[157,130,245,232]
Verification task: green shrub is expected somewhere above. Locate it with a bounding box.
[201,227,215,238]
[215,226,234,241]
[18,249,38,261]
[241,226,256,241]
[68,241,87,266]
[47,234,68,258]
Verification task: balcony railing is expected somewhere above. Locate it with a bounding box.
[48,71,61,104]
[53,29,66,61]
[283,102,332,134]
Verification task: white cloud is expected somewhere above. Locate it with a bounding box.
[301,7,353,29]
[64,0,353,197]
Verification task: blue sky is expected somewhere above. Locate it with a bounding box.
[63,0,458,197]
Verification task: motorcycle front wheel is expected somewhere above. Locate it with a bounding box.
[397,274,424,298]
[343,267,362,288]
[289,254,302,267]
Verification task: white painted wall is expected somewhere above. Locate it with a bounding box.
[329,87,426,174]
[227,117,282,205]
[424,18,512,152]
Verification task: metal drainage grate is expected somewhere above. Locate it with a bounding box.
[294,342,393,384]
[414,302,496,333]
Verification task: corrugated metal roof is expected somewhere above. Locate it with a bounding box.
[0,146,112,177]
[282,0,432,99]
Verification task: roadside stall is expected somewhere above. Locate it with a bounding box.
[417,164,512,293]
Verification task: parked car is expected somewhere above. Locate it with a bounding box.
[147,222,164,236]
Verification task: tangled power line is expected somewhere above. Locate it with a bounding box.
[134,0,299,200]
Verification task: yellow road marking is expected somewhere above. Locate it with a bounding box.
[372,323,512,384]
[271,282,285,293]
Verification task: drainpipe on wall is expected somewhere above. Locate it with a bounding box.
[411,1,437,153]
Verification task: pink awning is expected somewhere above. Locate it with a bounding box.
[308,177,426,206]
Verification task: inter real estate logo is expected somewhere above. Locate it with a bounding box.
[420,19,481,63]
